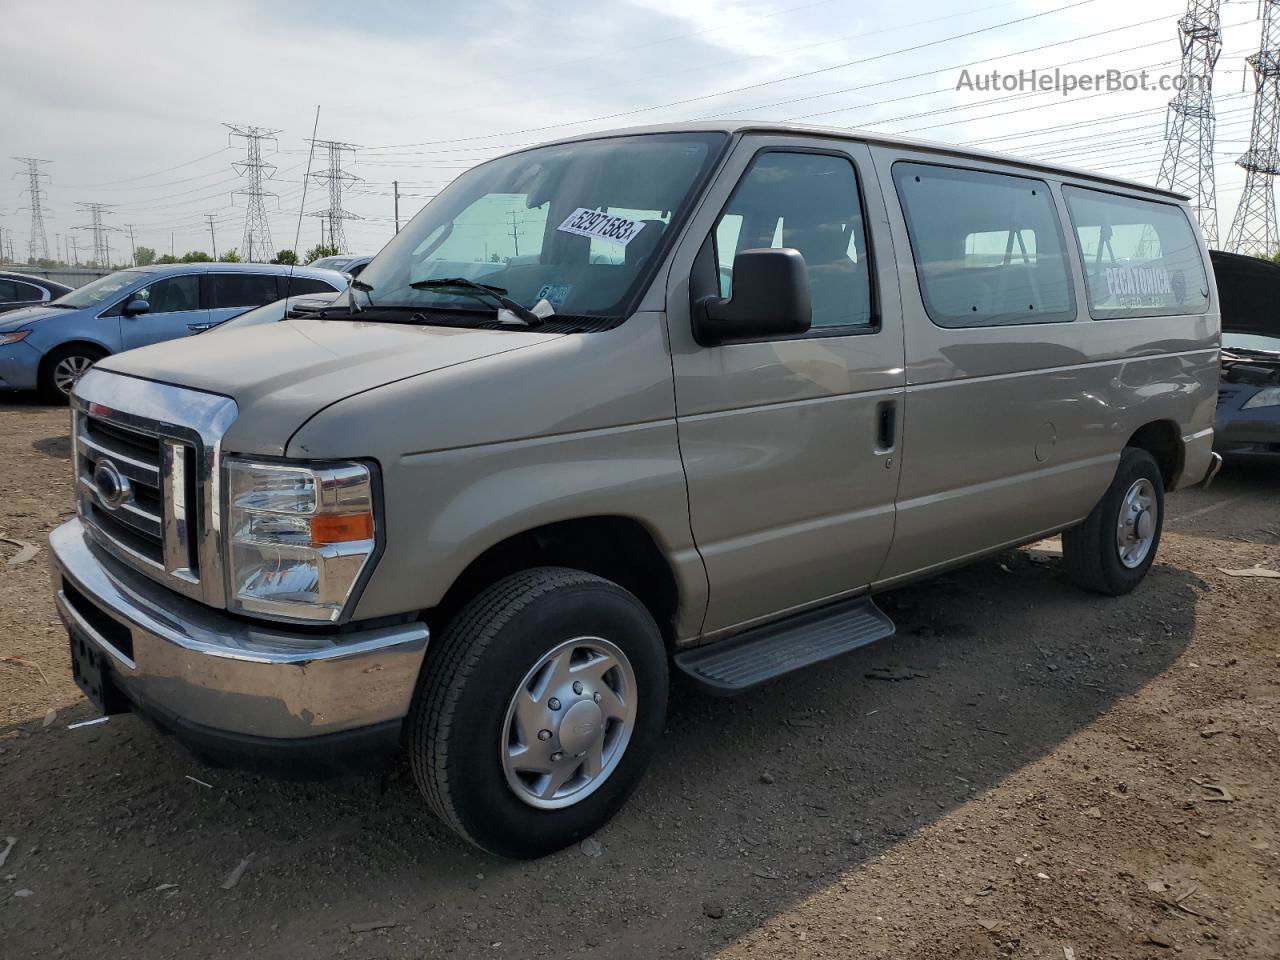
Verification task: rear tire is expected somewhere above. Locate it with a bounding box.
[39,345,105,404]
[1062,447,1165,596]
[407,567,668,859]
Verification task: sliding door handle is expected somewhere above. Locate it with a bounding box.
[875,400,897,454]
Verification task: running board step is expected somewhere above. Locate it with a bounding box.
[674,597,896,695]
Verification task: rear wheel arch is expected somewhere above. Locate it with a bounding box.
[1124,420,1183,490]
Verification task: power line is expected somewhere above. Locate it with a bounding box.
[226,124,280,262]
[12,157,52,261]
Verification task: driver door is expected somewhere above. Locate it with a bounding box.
[665,135,907,636]
[117,274,208,350]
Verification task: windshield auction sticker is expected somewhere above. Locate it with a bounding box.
[556,208,647,247]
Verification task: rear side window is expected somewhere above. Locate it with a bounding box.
[893,162,1074,327]
[1062,186,1210,319]
[12,281,45,302]
[211,273,279,309]
[281,276,339,297]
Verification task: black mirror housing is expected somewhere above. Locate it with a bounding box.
[693,248,811,345]
[123,298,151,316]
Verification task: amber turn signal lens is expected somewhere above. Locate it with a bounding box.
[310,512,374,544]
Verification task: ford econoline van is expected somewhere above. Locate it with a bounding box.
[48,122,1221,858]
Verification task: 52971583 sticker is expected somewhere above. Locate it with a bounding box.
[556,208,648,247]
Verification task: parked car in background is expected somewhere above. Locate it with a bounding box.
[0,271,73,314]
[310,254,373,278]
[0,263,345,401]
[203,289,342,332]
[1210,250,1280,459]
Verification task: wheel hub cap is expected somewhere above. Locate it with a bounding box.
[500,636,637,810]
[1115,477,1158,569]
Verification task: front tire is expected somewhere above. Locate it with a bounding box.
[407,567,668,859]
[1062,447,1165,595]
[39,345,105,404]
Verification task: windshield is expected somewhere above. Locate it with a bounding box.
[52,270,147,309]
[355,132,726,317]
[311,256,353,270]
[1223,331,1280,353]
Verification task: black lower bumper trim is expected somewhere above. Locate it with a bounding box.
[118,684,403,780]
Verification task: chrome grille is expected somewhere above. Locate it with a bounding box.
[78,415,167,565]
[71,368,238,608]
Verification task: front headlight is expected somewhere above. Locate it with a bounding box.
[1242,386,1280,409]
[0,331,31,346]
[225,458,378,623]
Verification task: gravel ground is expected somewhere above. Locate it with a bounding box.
[0,397,1277,959]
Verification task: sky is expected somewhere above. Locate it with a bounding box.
[0,0,1268,265]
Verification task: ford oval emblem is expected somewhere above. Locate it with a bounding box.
[93,459,132,510]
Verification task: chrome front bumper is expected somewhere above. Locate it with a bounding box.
[49,517,429,742]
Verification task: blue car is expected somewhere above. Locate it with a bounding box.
[0,263,346,401]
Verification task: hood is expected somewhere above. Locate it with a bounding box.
[1210,250,1280,337]
[96,316,557,455]
[0,304,67,331]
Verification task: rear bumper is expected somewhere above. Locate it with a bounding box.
[49,517,429,775]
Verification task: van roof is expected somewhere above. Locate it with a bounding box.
[536,121,1186,202]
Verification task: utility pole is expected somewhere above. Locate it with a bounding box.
[394,180,401,234]
[205,214,219,260]
[125,223,137,266]
[64,234,70,265]
[170,232,175,259]
[307,138,362,254]
[69,237,79,266]
[73,202,117,267]
[1225,0,1280,256]
[1155,0,1223,244]
[509,210,524,258]
[225,123,280,262]
[12,157,53,262]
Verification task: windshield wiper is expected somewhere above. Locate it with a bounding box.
[409,277,544,327]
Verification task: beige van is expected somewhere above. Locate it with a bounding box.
[49,122,1221,858]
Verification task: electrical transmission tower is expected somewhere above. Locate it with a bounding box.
[307,139,362,254]
[1225,1,1280,256]
[13,157,53,262]
[225,124,279,262]
[74,202,117,267]
[1156,0,1224,245]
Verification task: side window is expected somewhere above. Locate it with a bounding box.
[1062,186,1210,319]
[893,162,1074,327]
[211,273,279,309]
[714,151,873,329]
[0,280,18,302]
[134,275,201,314]
[282,276,339,297]
[13,281,45,302]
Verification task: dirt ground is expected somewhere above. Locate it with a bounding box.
[0,395,1277,960]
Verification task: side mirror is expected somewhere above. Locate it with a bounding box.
[123,298,151,317]
[693,248,811,345]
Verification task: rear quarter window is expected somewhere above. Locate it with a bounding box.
[1062,186,1210,319]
